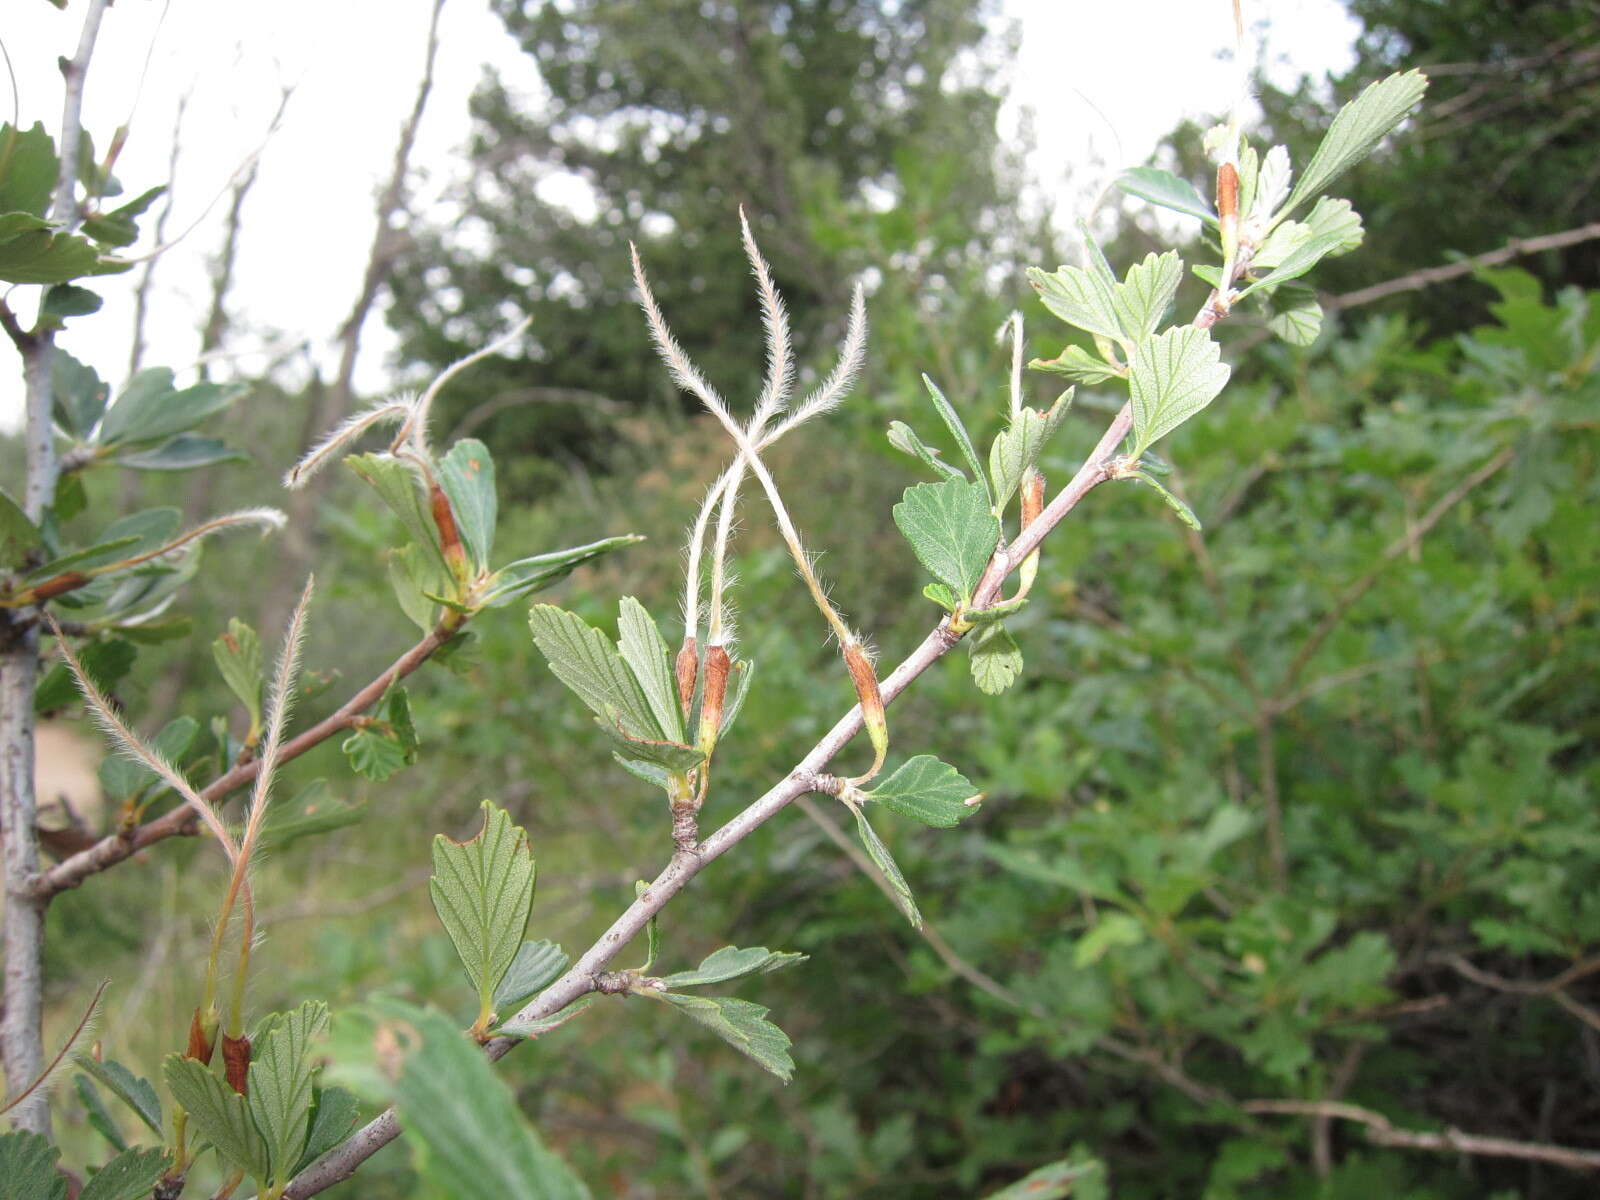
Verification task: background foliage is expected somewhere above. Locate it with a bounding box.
[14,1,1599,1196]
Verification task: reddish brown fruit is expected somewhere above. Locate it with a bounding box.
[222,1033,251,1095]
[185,1007,217,1065]
[1216,161,1240,222]
[697,645,731,743]
[428,482,468,574]
[674,637,699,717]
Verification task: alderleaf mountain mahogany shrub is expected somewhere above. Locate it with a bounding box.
[0,19,1431,1195]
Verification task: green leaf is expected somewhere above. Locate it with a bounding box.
[430,800,537,1022]
[493,940,570,1012]
[387,543,448,632]
[75,1073,128,1151]
[1281,70,1428,218]
[51,349,108,438]
[886,420,966,481]
[35,636,136,713]
[79,1146,172,1200]
[597,725,705,772]
[1250,144,1293,223]
[1112,251,1183,343]
[259,779,366,851]
[162,1055,271,1181]
[479,534,644,607]
[97,370,245,446]
[80,185,165,248]
[1264,286,1324,346]
[1029,343,1120,385]
[612,754,672,789]
[387,1002,592,1200]
[341,727,409,782]
[0,123,59,216]
[616,597,684,743]
[659,946,808,989]
[1243,197,1364,296]
[864,755,982,827]
[969,620,1023,695]
[73,1056,161,1135]
[922,582,959,612]
[1074,912,1146,967]
[292,1085,360,1176]
[1127,326,1231,457]
[345,453,448,573]
[656,993,796,1082]
[0,212,49,242]
[987,396,1071,513]
[438,438,497,572]
[0,487,40,571]
[984,1156,1102,1199]
[114,434,244,471]
[852,805,921,928]
[0,224,102,284]
[94,715,197,802]
[1116,166,1216,226]
[383,686,420,761]
[1127,471,1203,530]
[248,1001,329,1185]
[1026,263,1123,345]
[920,375,988,498]
[528,605,662,740]
[38,282,101,328]
[892,480,1000,604]
[0,1130,66,1200]
[1033,248,1187,352]
[212,618,263,728]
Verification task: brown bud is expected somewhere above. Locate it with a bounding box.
[186,1007,217,1065]
[674,637,698,717]
[222,1033,251,1095]
[696,645,731,748]
[1022,470,1045,529]
[428,482,468,574]
[1216,161,1240,222]
[31,571,88,602]
[844,641,888,779]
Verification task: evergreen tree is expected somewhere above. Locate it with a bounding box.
[389,0,1015,491]
[1255,0,1599,330]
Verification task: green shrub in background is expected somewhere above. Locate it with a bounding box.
[10,4,1600,1198]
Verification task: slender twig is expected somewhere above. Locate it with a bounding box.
[284,319,1202,1198]
[1244,1100,1600,1171]
[293,202,1262,1197]
[34,616,461,897]
[128,92,189,377]
[1443,954,1600,1033]
[1326,222,1600,311]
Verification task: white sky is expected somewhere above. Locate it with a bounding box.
[0,1,1358,435]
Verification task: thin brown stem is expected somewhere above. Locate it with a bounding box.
[1327,222,1600,311]
[34,617,460,897]
[1245,1100,1600,1172]
[285,248,1267,1200]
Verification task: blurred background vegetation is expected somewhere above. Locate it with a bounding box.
[21,0,1600,1195]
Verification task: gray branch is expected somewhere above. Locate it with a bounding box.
[0,0,110,1137]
